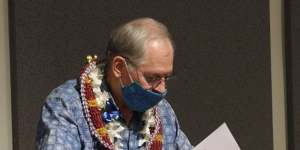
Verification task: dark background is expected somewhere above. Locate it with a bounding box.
[9,1,273,149]
[285,0,300,150]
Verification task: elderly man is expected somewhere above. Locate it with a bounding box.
[36,17,193,150]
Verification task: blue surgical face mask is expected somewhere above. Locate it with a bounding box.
[120,61,167,112]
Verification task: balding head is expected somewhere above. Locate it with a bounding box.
[106,17,173,68]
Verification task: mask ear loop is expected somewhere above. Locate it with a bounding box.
[119,59,134,87]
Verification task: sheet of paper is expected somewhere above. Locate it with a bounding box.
[193,123,241,150]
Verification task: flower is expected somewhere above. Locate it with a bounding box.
[88,66,109,109]
[106,121,125,140]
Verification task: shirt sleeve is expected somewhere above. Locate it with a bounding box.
[174,121,194,150]
[36,89,82,150]
[158,99,194,150]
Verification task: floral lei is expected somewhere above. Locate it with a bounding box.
[80,55,163,150]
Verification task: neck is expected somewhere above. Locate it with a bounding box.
[112,94,133,125]
[106,74,133,125]
[117,104,133,125]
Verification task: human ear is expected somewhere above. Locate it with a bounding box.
[111,56,126,78]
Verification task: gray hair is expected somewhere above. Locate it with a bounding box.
[105,17,173,68]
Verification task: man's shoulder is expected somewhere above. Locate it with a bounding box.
[45,79,81,106]
[157,99,177,118]
[157,99,172,109]
[48,79,79,97]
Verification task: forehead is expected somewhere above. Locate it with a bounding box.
[138,38,174,75]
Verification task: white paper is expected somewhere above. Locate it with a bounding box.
[193,123,241,150]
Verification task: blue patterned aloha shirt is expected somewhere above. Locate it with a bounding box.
[36,79,193,150]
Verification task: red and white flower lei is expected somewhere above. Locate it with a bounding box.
[79,55,163,150]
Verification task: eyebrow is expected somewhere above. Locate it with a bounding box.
[143,71,174,78]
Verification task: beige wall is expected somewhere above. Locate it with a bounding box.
[0,0,286,150]
[0,0,12,149]
[270,0,287,150]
